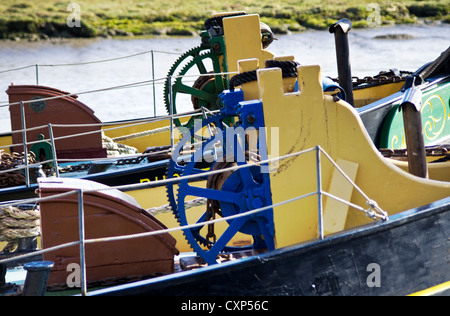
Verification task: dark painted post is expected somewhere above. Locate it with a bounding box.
[400,75,428,178]
[329,19,354,106]
[23,261,54,296]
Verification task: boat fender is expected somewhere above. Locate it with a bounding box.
[294,77,346,100]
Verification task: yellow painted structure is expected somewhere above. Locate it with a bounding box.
[0,134,12,154]
[408,280,450,296]
[3,13,450,257]
[96,14,450,252]
[388,158,450,182]
[256,65,450,248]
[101,117,186,153]
[223,14,274,78]
[323,159,359,235]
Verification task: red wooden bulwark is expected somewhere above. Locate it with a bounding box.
[7,84,107,159]
[38,178,179,289]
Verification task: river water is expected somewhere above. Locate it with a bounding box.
[0,23,449,133]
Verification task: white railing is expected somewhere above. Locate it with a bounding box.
[0,49,182,115]
[0,86,210,187]
[0,145,388,296]
[0,50,388,295]
[0,47,244,186]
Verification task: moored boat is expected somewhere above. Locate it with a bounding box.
[90,57,450,295]
[1,13,449,296]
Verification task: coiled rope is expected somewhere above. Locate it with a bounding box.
[0,205,40,252]
[0,150,37,188]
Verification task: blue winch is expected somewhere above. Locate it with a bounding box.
[166,89,275,265]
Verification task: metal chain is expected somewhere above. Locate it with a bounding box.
[352,75,404,87]
[353,75,402,86]
[380,145,450,159]
[331,69,414,88]
[206,200,217,249]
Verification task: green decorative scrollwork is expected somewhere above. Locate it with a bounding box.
[379,81,450,150]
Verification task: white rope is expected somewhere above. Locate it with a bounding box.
[0,205,40,246]
[318,147,388,219]
[0,79,161,108]
[0,107,208,154]
[321,192,387,220]
[147,197,207,216]
[0,49,182,75]
[0,72,238,109]
[111,125,172,142]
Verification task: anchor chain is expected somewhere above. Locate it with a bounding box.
[331,69,414,88]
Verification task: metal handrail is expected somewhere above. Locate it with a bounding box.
[0,68,233,188]
[0,145,387,295]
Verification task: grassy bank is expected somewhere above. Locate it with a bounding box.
[0,0,449,40]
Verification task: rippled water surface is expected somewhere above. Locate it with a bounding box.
[0,24,449,133]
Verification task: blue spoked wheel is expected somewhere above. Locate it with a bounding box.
[166,113,275,265]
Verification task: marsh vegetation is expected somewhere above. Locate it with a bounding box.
[0,0,449,40]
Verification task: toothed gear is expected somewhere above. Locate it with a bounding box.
[165,113,226,238]
[163,16,277,129]
[164,46,225,128]
[166,111,275,265]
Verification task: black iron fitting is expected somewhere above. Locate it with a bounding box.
[329,19,354,106]
[400,75,423,112]
[329,18,353,34]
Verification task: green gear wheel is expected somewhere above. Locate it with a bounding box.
[163,46,226,128]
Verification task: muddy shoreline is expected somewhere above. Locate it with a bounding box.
[1,1,448,42]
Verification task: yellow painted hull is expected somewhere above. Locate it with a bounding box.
[388,158,450,183]
[408,281,450,296]
[0,134,12,154]
[353,82,405,108]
